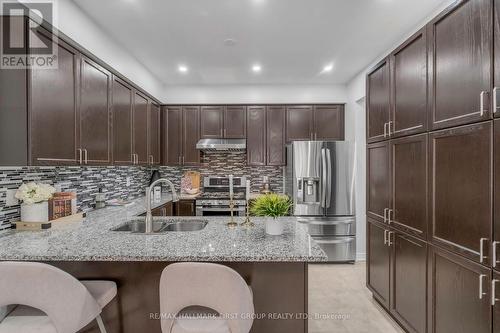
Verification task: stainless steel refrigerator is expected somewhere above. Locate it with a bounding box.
[285,141,356,262]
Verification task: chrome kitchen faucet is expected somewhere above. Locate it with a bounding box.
[145,178,178,234]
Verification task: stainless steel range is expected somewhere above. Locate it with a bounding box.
[195,176,247,216]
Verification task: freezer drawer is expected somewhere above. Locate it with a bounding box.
[298,217,356,236]
[312,236,356,262]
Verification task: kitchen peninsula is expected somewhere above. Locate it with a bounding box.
[0,195,326,333]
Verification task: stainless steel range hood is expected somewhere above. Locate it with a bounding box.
[196,138,246,152]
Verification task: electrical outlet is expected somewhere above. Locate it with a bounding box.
[6,189,18,206]
[126,177,131,187]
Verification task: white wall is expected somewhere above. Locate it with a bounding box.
[53,0,165,100]
[162,84,348,104]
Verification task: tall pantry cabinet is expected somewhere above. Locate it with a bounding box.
[366,0,499,332]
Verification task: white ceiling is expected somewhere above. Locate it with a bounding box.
[72,0,450,86]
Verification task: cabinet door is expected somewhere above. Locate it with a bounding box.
[313,105,344,140]
[79,56,112,165]
[224,106,246,138]
[390,232,427,333]
[494,270,500,333]
[367,219,391,309]
[176,200,195,216]
[391,28,427,137]
[266,106,286,166]
[391,134,428,239]
[163,106,182,166]
[247,106,267,166]
[367,141,391,223]
[494,0,500,116]
[182,106,201,166]
[428,0,492,130]
[149,103,161,165]
[430,122,492,265]
[30,28,79,165]
[429,246,492,333]
[286,105,314,142]
[367,58,390,143]
[112,77,133,164]
[200,106,224,139]
[495,119,500,269]
[133,92,149,164]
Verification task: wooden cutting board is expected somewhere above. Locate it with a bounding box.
[184,171,201,189]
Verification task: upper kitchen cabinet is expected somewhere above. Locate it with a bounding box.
[149,103,161,165]
[366,58,391,143]
[182,106,201,166]
[428,0,492,130]
[313,105,345,140]
[286,105,314,142]
[112,77,134,165]
[367,141,391,224]
[162,106,183,166]
[224,106,246,138]
[79,56,112,165]
[133,91,149,165]
[430,122,492,265]
[200,106,224,138]
[247,106,267,166]
[391,28,428,138]
[266,106,286,166]
[493,119,500,270]
[495,0,500,116]
[30,27,80,165]
[390,134,428,239]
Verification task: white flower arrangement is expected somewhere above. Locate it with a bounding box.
[15,182,56,205]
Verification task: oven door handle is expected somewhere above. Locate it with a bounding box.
[197,207,246,211]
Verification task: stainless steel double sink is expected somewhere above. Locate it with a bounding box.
[111,219,208,233]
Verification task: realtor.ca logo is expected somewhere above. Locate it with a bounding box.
[1,0,58,69]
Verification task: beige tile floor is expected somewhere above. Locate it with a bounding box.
[308,262,404,333]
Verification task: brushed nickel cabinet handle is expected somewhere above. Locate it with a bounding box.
[388,209,393,225]
[493,241,499,268]
[492,279,499,306]
[479,274,487,300]
[480,91,487,116]
[494,87,498,114]
[182,156,185,164]
[178,156,181,165]
[388,121,393,137]
[383,230,388,245]
[383,122,388,138]
[84,149,88,164]
[387,231,394,246]
[78,148,83,164]
[480,238,488,263]
[383,208,389,224]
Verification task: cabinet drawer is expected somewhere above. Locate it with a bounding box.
[312,236,356,262]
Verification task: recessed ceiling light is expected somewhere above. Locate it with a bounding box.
[178,65,188,73]
[252,64,262,73]
[322,63,334,72]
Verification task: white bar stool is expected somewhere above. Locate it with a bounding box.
[0,261,117,333]
[160,262,254,333]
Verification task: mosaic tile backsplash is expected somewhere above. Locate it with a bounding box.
[0,152,283,230]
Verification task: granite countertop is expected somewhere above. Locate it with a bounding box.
[0,195,327,262]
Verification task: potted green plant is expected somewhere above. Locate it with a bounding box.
[250,194,292,235]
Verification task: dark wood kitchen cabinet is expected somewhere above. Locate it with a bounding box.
[429,246,492,333]
[182,106,201,166]
[79,56,112,165]
[367,58,390,143]
[152,202,173,216]
[367,141,390,223]
[428,0,492,130]
[495,119,500,270]
[430,122,492,265]
[391,28,428,138]
[494,270,500,333]
[133,92,149,164]
[149,103,161,165]
[390,133,428,239]
[494,0,500,117]
[112,77,134,165]
[266,106,286,166]
[200,106,224,138]
[313,105,345,140]
[175,200,196,216]
[390,232,427,333]
[367,219,391,308]
[224,106,246,138]
[30,28,80,165]
[247,106,267,166]
[286,105,314,142]
[163,106,183,166]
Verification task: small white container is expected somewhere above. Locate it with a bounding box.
[20,202,49,222]
[265,217,284,236]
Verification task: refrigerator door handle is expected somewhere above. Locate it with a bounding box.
[321,148,327,208]
[325,148,332,208]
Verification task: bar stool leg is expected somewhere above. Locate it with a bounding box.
[96,315,108,333]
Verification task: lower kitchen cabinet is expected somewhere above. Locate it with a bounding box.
[390,232,427,333]
[175,200,196,216]
[152,202,173,216]
[494,270,500,333]
[367,219,391,308]
[429,246,492,333]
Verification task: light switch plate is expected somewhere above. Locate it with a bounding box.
[6,189,18,206]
